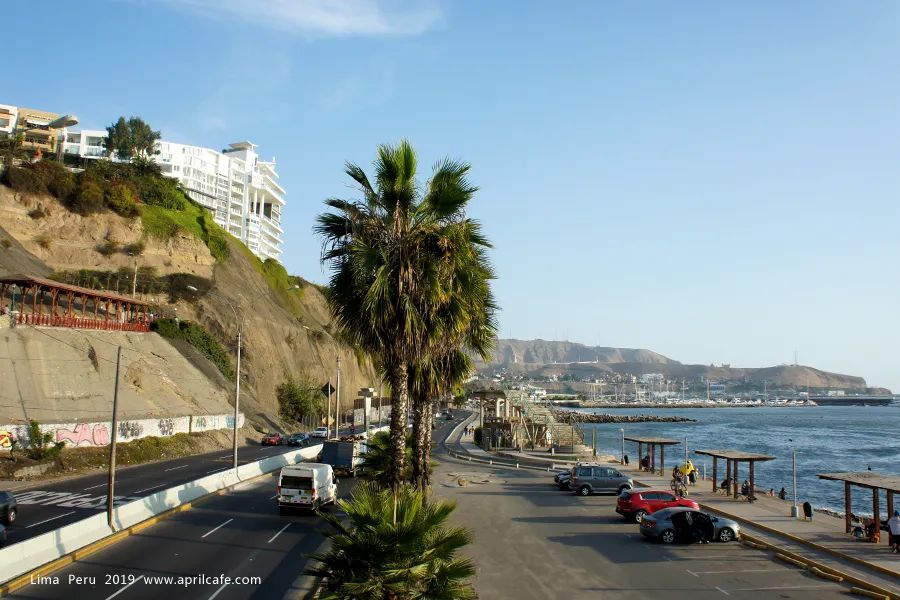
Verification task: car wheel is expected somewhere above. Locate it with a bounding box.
[578,485,591,496]
[660,529,676,544]
[634,510,647,523]
[718,528,735,543]
[5,508,16,525]
[618,486,630,495]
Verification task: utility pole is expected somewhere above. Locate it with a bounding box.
[107,346,122,530]
[336,355,342,432]
[326,384,333,438]
[232,324,241,471]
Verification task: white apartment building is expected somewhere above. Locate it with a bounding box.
[63,132,285,263]
[0,104,17,138]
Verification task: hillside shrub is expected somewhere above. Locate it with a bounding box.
[141,205,180,239]
[151,317,233,378]
[105,183,139,217]
[70,178,106,215]
[96,239,120,257]
[196,208,230,261]
[277,377,324,424]
[137,176,187,210]
[32,160,75,199]
[28,205,49,219]
[34,233,52,249]
[5,166,45,195]
[23,420,64,460]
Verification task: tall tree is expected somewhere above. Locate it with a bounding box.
[316,140,493,490]
[105,116,160,161]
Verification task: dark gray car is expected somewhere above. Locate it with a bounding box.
[639,507,740,544]
[0,491,17,525]
[570,465,633,496]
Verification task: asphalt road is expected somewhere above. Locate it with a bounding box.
[3,426,364,547]
[432,422,855,599]
[8,416,465,600]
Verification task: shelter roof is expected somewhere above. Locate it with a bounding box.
[694,449,776,462]
[0,274,149,307]
[817,472,900,492]
[625,436,681,446]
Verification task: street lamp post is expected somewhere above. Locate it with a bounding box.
[791,449,799,517]
[186,285,242,471]
[620,428,625,464]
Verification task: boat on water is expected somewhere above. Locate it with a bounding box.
[809,395,894,407]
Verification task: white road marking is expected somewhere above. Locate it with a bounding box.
[207,467,227,474]
[724,585,836,592]
[83,482,108,491]
[132,483,166,494]
[26,511,76,528]
[164,464,189,472]
[104,574,144,599]
[715,586,730,596]
[269,494,278,500]
[267,523,291,543]
[688,568,790,577]
[207,583,228,599]
[201,518,233,538]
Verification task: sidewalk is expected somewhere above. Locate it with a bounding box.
[620,462,900,595]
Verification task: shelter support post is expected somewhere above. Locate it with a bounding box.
[845,482,852,533]
[749,461,755,502]
[888,491,894,528]
[872,488,880,541]
[638,442,643,469]
[712,457,718,493]
[660,445,665,476]
[733,461,739,499]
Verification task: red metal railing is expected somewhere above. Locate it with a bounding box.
[16,313,150,332]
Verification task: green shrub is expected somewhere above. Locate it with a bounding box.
[473,426,483,446]
[196,209,230,261]
[141,205,180,239]
[151,317,233,378]
[137,176,187,210]
[277,377,324,424]
[70,178,106,215]
[32,160,75,199]
[24,420,64,460]
[124,239,146,255]
[96,239,120,257]
[34,233,52,249]
[28,205,49,219]
[106,183,139,217]
[6,166,46,195]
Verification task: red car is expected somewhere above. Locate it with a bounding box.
[262,432,283,446]
[616,489,699,522]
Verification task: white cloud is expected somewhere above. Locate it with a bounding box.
[147,0,441,36]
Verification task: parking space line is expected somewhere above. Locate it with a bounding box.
[267,523,291,544]
[26,511,76,528]
[164,464,189,472]
[207,583,228,599]
[688,568,790,577]
[724,585,836,592]
[715,586,730,596]
[201,518,233,539]
[104,574,145,599]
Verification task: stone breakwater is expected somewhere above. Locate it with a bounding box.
[551,410,696,424]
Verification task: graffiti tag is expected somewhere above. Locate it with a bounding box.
[56,423,110,447]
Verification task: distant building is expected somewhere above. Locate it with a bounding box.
[1,105,66,155]
[640,373,664,384]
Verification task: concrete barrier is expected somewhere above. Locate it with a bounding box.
[0,433,382,585]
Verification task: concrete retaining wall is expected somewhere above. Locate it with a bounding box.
[0,412,245,451]
[0,427,387,584]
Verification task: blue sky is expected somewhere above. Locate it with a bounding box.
[6,1,899,390]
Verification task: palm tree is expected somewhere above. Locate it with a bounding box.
[316,140,492,490]
[360,430,412,488]
[307,482,476,600]
[1,133,28,171]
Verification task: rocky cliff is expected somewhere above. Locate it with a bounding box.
[480,338,680,366]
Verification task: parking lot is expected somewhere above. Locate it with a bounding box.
[433,456,852,599]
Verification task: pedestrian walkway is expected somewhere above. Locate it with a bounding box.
[620,462,900,595]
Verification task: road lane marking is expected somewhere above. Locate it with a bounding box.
[688,568,790,577]
[207,583,228,599]
[715,586,730,596]
[84,482,108,491]
[164,464,189,472]
[25,511,76,528]
[207,467,227,474]
[724,585,836,592]
[267,523,291,544]
[269,494,277,500]
[201,518,234,538]
[132,484,166,494]
[104,575,145,600]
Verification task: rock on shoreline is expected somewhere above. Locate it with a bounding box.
[552,410,696,424]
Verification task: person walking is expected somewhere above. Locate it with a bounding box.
[778,487,787,500]
[888,510,900,553]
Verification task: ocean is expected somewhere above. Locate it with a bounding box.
[575,405,899,515]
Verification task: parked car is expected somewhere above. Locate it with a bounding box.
[616,489,699,522]
[570,464,633,496]
[262,432,284,446]
[0,523,6,547]
[286,433,310,447]
[276,463,337,513]
[555,471,571,490]
[0,491,17,525]
[639,507,740,544]
[312,427,329,439]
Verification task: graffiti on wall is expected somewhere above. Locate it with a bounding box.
[56,423,110,447]
[118,420,144,439]
[0,430,13,449]
[157,418,175,437]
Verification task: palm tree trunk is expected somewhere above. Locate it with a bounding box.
[421,402,434,489]
[411,394,423,488]
[411,393,431,490]
[388,362,408,490]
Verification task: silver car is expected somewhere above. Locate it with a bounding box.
[570,464,633,496]
[639,507,740,544]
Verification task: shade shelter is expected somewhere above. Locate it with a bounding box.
[817,472,900,538]
[625,436,680,476]
[1,274,152,332]
[694,449,776,502]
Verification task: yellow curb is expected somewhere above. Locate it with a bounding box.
[850,586,890,600]
[811,567,844,582]
[0,471,276,597]
[775,552,808,568]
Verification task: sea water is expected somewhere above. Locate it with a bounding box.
[576,405,899,515]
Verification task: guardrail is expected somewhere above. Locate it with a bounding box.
[0,429,389,586]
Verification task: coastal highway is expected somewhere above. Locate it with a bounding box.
[2,426,362,548]
[8,416,464,600]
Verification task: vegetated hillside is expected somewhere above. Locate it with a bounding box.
[479,338,680,366]
[0,182,378,430]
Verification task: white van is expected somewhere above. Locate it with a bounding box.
[277,463,337,513]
